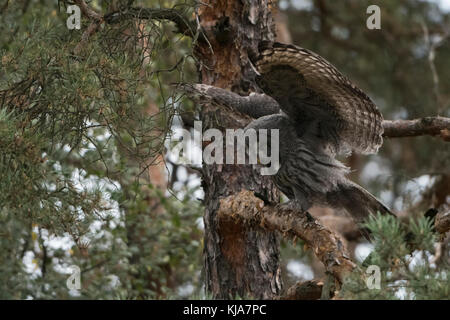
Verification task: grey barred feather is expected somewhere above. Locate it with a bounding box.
[253,42,384,155]
[245,113,394,240]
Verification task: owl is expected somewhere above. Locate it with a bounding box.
[180,41,395,238]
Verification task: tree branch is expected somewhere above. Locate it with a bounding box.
[278,279,325,300]
[217,190,356,284]
[72,2,202,49]
[104,7,197,37]
[73,0,103,22]
[382,117,450,141]
[73,21,100,56]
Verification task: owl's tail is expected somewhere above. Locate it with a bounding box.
[327,181,395,238]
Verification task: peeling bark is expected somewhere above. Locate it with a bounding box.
[196,1,282,299]
[217,190,356,284]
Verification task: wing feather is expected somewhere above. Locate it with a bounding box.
[253,42,384,154]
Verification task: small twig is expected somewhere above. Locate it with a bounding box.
[70,0,103,58]
[38,227,48,278]
[73,0,103,22]
[431,242,442,265]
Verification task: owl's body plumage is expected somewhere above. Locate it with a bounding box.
[180,41,394,236]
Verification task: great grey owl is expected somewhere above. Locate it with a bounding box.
[180,41,395,235]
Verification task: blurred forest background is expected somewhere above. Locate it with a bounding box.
[0,0,449,299]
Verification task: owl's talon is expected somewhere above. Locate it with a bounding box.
[277,200,308,213]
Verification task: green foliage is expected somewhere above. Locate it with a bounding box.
[363,214,409,269]
[0,0,202,299]
[340,214,448,299]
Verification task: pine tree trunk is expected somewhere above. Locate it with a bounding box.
[196,0,282,299]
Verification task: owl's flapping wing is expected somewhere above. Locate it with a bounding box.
[253,42,384,155]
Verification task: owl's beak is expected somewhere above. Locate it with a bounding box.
[249,60,261,76]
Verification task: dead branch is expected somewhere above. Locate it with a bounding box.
[73,21,100,56]
[382,117,450,141]
[217,190,356,284]
[278,279,325,300]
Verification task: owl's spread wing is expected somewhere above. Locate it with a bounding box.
[253,42,384,155]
